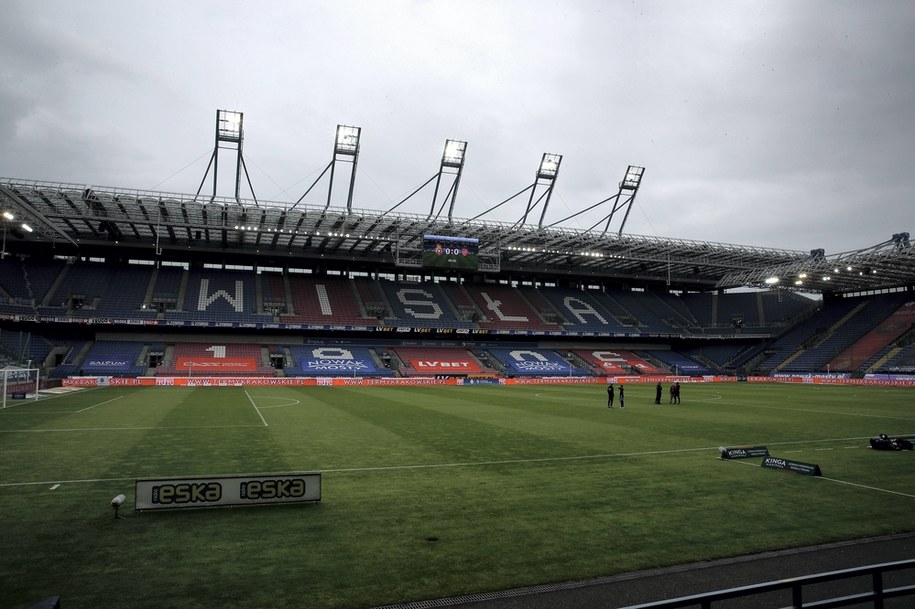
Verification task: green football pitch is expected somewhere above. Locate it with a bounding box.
[1,382,913,609]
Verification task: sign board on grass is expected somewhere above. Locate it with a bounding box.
[719,446,770,459]
[761,457,822,476]
[135,472,321,511]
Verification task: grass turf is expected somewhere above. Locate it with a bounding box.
[0,382,913,608]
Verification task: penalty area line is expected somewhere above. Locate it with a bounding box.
[245,389,269,427]
[77,395,125,413]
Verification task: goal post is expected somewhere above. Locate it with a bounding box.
[1,366,40,409]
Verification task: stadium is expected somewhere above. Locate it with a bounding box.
[2,111,915,609]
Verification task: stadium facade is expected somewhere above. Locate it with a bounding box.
[1,115,914,386]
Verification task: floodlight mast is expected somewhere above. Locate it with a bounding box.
[604,165,644,236]
[467,152,562,227]
[328,125,361,213]
[194,109,259,206]
[428,139,467,223]
[528,153,561,228]
[291,124,362,213]
[543,164,644,235]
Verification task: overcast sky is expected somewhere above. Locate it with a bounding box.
[2,1,914,254]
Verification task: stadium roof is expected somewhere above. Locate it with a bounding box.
[2,177,913,294]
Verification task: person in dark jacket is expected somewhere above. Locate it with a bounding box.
[655,382,662,404]
[607,384,614,408]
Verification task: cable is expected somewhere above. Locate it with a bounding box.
[148,150,212,191]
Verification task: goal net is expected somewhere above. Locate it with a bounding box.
[1,366,40,408]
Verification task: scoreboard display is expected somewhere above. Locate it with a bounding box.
[422,234,479,270]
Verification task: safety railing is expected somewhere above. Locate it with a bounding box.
[618,558,915,609]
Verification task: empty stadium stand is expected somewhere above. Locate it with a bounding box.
[2,259,912,380]
[155,342,276,376]
[392,346,493,376]
[487,347,588,376]
[285,344,394,377]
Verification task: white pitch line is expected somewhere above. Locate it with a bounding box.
[0,386,103,410]
[733,402,915,422]
[49,484,60,490]
[76,395,125,413]
[249,396,302,410]
[1,476,137,489]
[319,445,720,474]
[815,476,915,499]
[0,424,266,434]
[0,445,725,488]
[245,389,269,427]
[722,456,915,499]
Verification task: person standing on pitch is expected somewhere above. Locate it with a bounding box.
[619,384,625,408]
[655,381,662,404]
[607,383,615,408]
[673,381,681,404]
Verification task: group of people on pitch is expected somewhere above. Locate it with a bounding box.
[606,382,681,408]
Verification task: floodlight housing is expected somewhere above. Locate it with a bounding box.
[621,165,645,190]
[441,140,467,168]
[537,153,562,179]
[2,211,13,221]
[217,110,243,143]
[334,125,361,155]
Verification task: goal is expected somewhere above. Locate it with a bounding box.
[1,366,40,408]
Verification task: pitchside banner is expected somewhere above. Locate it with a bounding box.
[135,472,321,511]
[719,446,770,459]
[761,456,822,476]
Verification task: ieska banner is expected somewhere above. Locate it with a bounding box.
[135,472,321,511]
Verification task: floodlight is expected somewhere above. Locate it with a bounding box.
[441,139,467,168]
[764,276,780,285]
[334,125,361,155]
[21,223,33,233]
[216,109,243,143]
[537,153,562,179]
[2,211,13,221]
[620,165,645,190]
